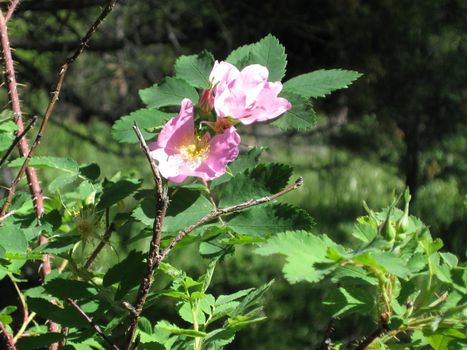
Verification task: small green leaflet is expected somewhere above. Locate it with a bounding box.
[283,69,362,99]
[272,92,316,131]
[227,204,313,237]
[175,51,215,89]
[256,230,339,283]
[9,156,79,173]
[323,287,376,318]
[226,34,287,81]
[139,77,199,108]
[8,156,82,192]
[250,34,287,81]
[112,108,172,144]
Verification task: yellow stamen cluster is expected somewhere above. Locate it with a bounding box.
[179,135,210,162]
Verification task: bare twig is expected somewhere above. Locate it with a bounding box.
[67,299,120,350]
[124,124,169,349]
[0,0,119,219]
[160,177,304,261]
[4,0,19,22]
[0,9,44,219]
[0,115,37,168]
[84,223,115,270]
[0,321,16,350]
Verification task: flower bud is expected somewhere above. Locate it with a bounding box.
[382,220,397,243]
[397,188,412,232]
[199,89,214,117]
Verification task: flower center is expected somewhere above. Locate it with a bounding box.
[179,135,210,163]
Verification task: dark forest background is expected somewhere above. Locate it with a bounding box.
[0,0,465,349]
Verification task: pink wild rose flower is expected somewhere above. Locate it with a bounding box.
[149,98,240,183]
[209,61,292,125]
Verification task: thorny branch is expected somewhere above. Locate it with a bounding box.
[0,0,119,220]
[124,124,169,349]
[4,0,19,22]
[125,123,304,349]
[67,299,120,350]
[0,2,118,349]
[0,9,44,219]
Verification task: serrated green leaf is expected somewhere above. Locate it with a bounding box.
[175,51,215,89]
[232,280,273,318]
[203,329,236,350]
[226,34,287,81]
[424,328,467,350]
[216,289,254,306]
[103,250,146,300]
[226,43,255,68]
[372,252,412,279]
[256,231,338,283]
[0,120,17,133]
[218,162,293,208]
[211,147,264,187]
[331,265,379,285]
[250,163,293,193]
[139,77,199,108]
[0,133,14,152]
[48,173,78,193]
[177,302,206,325]
[8,156,79,174]
[0,305,17,325]
[323,287,376,318]
[112,108,171,144]
[284,69,362,99]
[352,220,377,243]
[97,178,142,211]
[133,188,212,233]
[440,252,458,268]
[272,92,316,131]
[227,204,314,237]
[0,110,14,122]
[250,34,287,81]
[0,224,27,252]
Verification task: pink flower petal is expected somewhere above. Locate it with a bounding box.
[210,62,291,125]
[150,99,240,183]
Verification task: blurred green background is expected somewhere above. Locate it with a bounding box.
[0,0,465,349]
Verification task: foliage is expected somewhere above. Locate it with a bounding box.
[257,192,467,349]
[0,34,367,350]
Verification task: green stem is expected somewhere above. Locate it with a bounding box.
[191,301,202,350]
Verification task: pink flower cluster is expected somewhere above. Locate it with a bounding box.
[150,61,291,182]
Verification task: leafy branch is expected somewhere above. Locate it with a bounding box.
[124,123,304,349]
